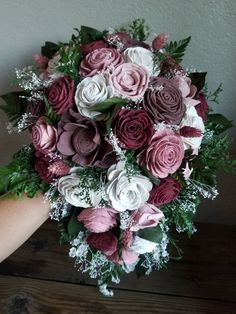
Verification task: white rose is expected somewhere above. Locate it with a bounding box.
[130,236,157,254]
[180,106,205,152]
[106,162,153,212]
[74,74,113,120]
[58,172,101,207]
[122,47,159,76]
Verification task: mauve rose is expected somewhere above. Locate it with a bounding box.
[80,48,124,77]
[87,231,118,256]
[138,129,185,178]
[149,177,181,206]
[80,40,108,55]
[34,152,55,183]
[46,76,75,114]
[130,203,164,232]
[110,63,149,100]
[31,117,57,155]
[195,92,209,122]
[106,32,150,50]
[142,77,185,125]
[77,207,117,233]
[112,109,153,149]
[57,109,116,167]
[152,32,169,51]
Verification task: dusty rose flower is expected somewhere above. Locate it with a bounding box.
[142,77,185,125]
[48,160,70,176]
[149,177,181,206]
[46,76,75,114]
[87,231,118,256]
[57,109,116,167]
[110,63,149,100]
[80,40,108,55]
[31,117,57,155]
[130,203,164,231]
[138,129,185,178]
[195,92,209,122]
[80,48,124,77]
[112,109,153,149]
[34,152,56,183]
[77,207,117,233]
[152,32,169,51]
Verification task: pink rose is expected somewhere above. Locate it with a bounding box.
[77,207,117,233]
[80,48,124,77]
[32,117,57,155]
[138,129,185,178]
[34,152,56,183]
[80,40,108,55]
[110,63,149,100]
[152,32,169,51]
[149,177,181,206]
[46,76,75,114]
[130,203,164,232]
[112,109,153,149]
[195,92,209,122]
[87,231,118,256]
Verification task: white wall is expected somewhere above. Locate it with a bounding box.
[0,0,235,224]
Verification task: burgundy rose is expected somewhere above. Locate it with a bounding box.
[80,48,124,77]
[195,92,209,122]
[31,117,58,155]
[34,152,56,183]
[142,77,185,125]
[57,109,116,167]
[80,40,108,55]
[149,177,181,206]
[106,32,150,50]
[87,231,118,256]
[138,129,185,178]
[110,63,149,100]
[46,76,75,114]
[113,109,153,149]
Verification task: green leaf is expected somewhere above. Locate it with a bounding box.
[80,25,104,45]
[189,72,207,93]
[41,41,60,58]
[44,96,60,125]
[90,97,128,113]
[140,166,161,186]
[137,225,163,244]
[207,113,233,134]
[128,18,150,41]
[0,91,28,123]
[67,211,84,238]
[165,36,191,63]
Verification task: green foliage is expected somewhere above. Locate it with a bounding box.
[204,83,223,104]
[41,41,60,59]
[44,96,60,125]
[0,91,28,124]
[127,18,150,41]
[137,225,163,244]
[165,36,191,63]
[207,113,233,135]
[90,97,128,113]
[67,209,84,239]
[0,145,48,198]
[79,25,104,45]
[188,72,207,93]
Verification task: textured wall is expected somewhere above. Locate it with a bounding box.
[0,0,235,223]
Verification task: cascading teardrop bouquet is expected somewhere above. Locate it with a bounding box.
[0,19,235,296]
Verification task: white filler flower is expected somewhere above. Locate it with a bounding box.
[122,46,159,76]
[106,161,153,212]
[74,74,113,119]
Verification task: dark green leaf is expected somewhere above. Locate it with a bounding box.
[0,91,28,122]
[140,166,161,186]
[44,96,60,125]
[90,97,128,113]
[207,113,233,134]
[80,25,104,45]
[137,225,163,244]
[67,211,84,238]
[165,36,191,63]
[189,72,207,93]
[41,41,60,58]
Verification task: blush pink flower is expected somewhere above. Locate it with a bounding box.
[149,177,181,207]
[130,203,164,232]
[87,231,118,256]
[138,129,185,178]
[110,63,149,100]
[80,48,124,77]
[152,32,169,51]
[77,207,117,233]
[31,117,58,155]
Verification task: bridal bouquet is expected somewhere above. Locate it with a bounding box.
[0,19,235,296]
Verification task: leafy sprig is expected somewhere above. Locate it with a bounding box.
[165,36,191,63]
